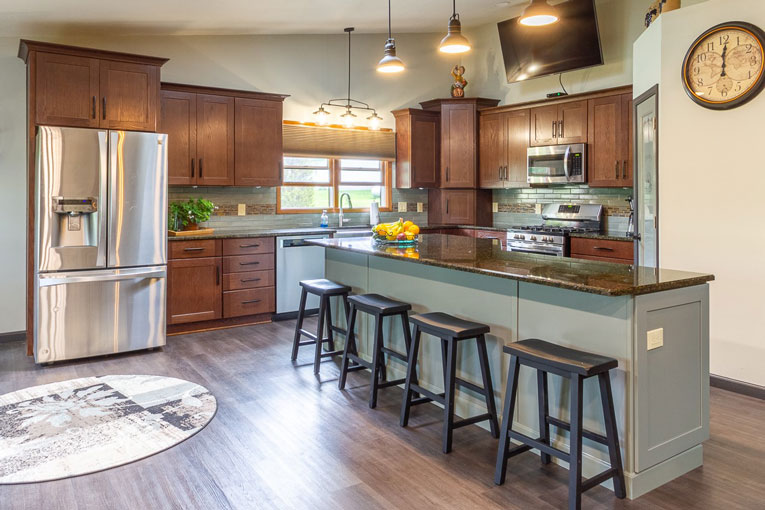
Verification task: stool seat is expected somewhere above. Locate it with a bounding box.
[504,339,617,377]
[299,278,351,296]
[348,293,412,315]
[410,312,490,340]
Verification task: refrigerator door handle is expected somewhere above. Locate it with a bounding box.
[38,267,166,287]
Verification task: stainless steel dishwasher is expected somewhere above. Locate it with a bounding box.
[275,234,330,319]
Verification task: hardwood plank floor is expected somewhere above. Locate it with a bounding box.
[1,319,764,510]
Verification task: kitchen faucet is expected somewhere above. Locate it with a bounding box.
[338,193,352,226]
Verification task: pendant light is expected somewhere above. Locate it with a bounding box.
[377,0,405,73]
[438,0,471,54]
[519,0,559,27]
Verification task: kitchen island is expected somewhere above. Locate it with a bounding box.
[308,234,714,499]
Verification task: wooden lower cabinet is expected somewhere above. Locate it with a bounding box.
[167,257,222,325]
[221,236,275,319]
[570,237,634,265]
[224,288,275,318]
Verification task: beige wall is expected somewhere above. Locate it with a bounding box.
[634,0,765,386]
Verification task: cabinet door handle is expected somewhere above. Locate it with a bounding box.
[593,246,615,251]
[102,97,106,120]
[239,243,260,248]
[622,160,627,179]
[498,166,502,181]
[199,158,203,178]
[559,120,564,138]
[239,261,260,266]
[504,166,508,180]
[92,96,96,119]
[240,277,262,283]
[278,161,283,183]
[242,299,261,305]
[614,160,619,179]
[191,158,195,178]
[183,247,205,252]
[446,199,449,214]
[446,166,450,182]
[552,120,556,138]
[217,265,221,285]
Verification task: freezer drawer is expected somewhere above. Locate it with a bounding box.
[35,266,166,363]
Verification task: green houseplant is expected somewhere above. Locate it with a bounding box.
[169,198,215,231]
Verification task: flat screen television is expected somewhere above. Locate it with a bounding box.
[497,0,603,83]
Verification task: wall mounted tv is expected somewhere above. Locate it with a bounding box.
[498,0,603,84]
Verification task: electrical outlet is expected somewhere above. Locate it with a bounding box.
[237,204,246,216]
[416,202,423,213]
[647,328,664,350]
[535,203,542,214]
[492,202,499,213]
[398,202,407,213]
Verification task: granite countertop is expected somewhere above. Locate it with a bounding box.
[307,234,714,297]
[570,231,635,242]
[167,227,338,241]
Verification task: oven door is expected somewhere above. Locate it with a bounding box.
[506,242,564,257]
[527,144,585,185]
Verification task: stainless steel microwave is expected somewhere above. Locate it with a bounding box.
[527,144,586,185]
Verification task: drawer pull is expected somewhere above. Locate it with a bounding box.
[239,243,260,248]
[183,247,205,252]
[240,278,262,283]
[593,246,614,251]
[239,261,260,266]
[241,299,261,305]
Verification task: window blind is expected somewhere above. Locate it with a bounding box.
[283,122,395,160]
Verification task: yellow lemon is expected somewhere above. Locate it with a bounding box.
[403,220,413,230]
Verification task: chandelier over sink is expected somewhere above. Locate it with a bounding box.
[313,27,383,130]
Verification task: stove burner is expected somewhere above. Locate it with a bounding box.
[513,225,601,234]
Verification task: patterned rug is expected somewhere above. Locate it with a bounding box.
[0,375,217,484]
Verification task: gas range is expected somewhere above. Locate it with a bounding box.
[506,204,604,257]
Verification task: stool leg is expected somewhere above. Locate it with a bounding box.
[291,288,308,361]
[338,304,358,390]
[325,299,335,352]
[313,296,327,375]
[400,313,419,399]
[442,338,458,454]
[440,339,448,386]
[599,372,626,499]
[400,324,421,427]
[369,314,384,409]
[537,370,551,465]
[494,356,520,485]
[568,374,584,510]
[476,334,499,438]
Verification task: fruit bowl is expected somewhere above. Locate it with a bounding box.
[371,218,421,246]
[372,234,419,246]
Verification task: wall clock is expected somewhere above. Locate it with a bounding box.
[682,21,765,110]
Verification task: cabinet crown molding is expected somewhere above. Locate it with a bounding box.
[162,82,289,102]
[18,39,169,66]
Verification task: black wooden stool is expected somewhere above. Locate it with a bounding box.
[494,339,626,510]
[338,294,414,408]
[400,312,499,454]
[290,279,351,375]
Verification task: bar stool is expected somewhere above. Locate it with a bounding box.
[400,312,499,454]
[494,339,626,510]
[338,294,413,408]
[290,279,351,375]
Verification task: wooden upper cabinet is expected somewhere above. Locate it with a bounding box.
[99,61,159,131]
[441,103,477,188]
[588,93,632,187]
[35,52,100,128]
[505,109,530,187]
[160,90,197,185]
[393,109,440,188]
[530,100,587,146]
[196,94,235,186]
[530,104,558,146]
[479,113,506,189]
[427,189,493,226]
[234,97,283,186]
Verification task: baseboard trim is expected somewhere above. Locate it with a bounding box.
[710,374,765,401]
[0,331,26,343]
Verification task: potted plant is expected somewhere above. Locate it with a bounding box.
[169,198,215,231]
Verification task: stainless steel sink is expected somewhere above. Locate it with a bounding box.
[333,225,373,238]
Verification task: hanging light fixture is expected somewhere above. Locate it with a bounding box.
[438,0,471,54]
[313,27,383,129]
[377,0,405,73]
[518,0,559,27]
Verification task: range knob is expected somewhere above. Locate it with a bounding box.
[530,236,537,241]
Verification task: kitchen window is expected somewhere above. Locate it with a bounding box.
[277,156,392,213]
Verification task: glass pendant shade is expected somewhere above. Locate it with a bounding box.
[519,0,559,26]
[377,39,405,73]
[439,15,471,54]
[313,106,330,125]
[367,112,382,130]
[341,108,357,128]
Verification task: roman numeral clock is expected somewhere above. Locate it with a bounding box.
[682,21,765,110]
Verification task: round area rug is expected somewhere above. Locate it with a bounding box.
[0,375,217,484]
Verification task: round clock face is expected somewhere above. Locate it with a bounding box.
[683,22,765,110]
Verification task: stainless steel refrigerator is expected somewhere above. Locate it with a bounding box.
[34,126,168,363]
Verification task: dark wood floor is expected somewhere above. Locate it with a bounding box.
[1,319,764,510]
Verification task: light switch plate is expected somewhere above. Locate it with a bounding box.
[417,202,423,213]
[535,203,542,214]
[492,202,499,213]
[647,328,664,350]
[237,204,246,216]
[398,202,407,213]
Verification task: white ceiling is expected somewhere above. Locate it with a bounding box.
[0,0,533,37]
